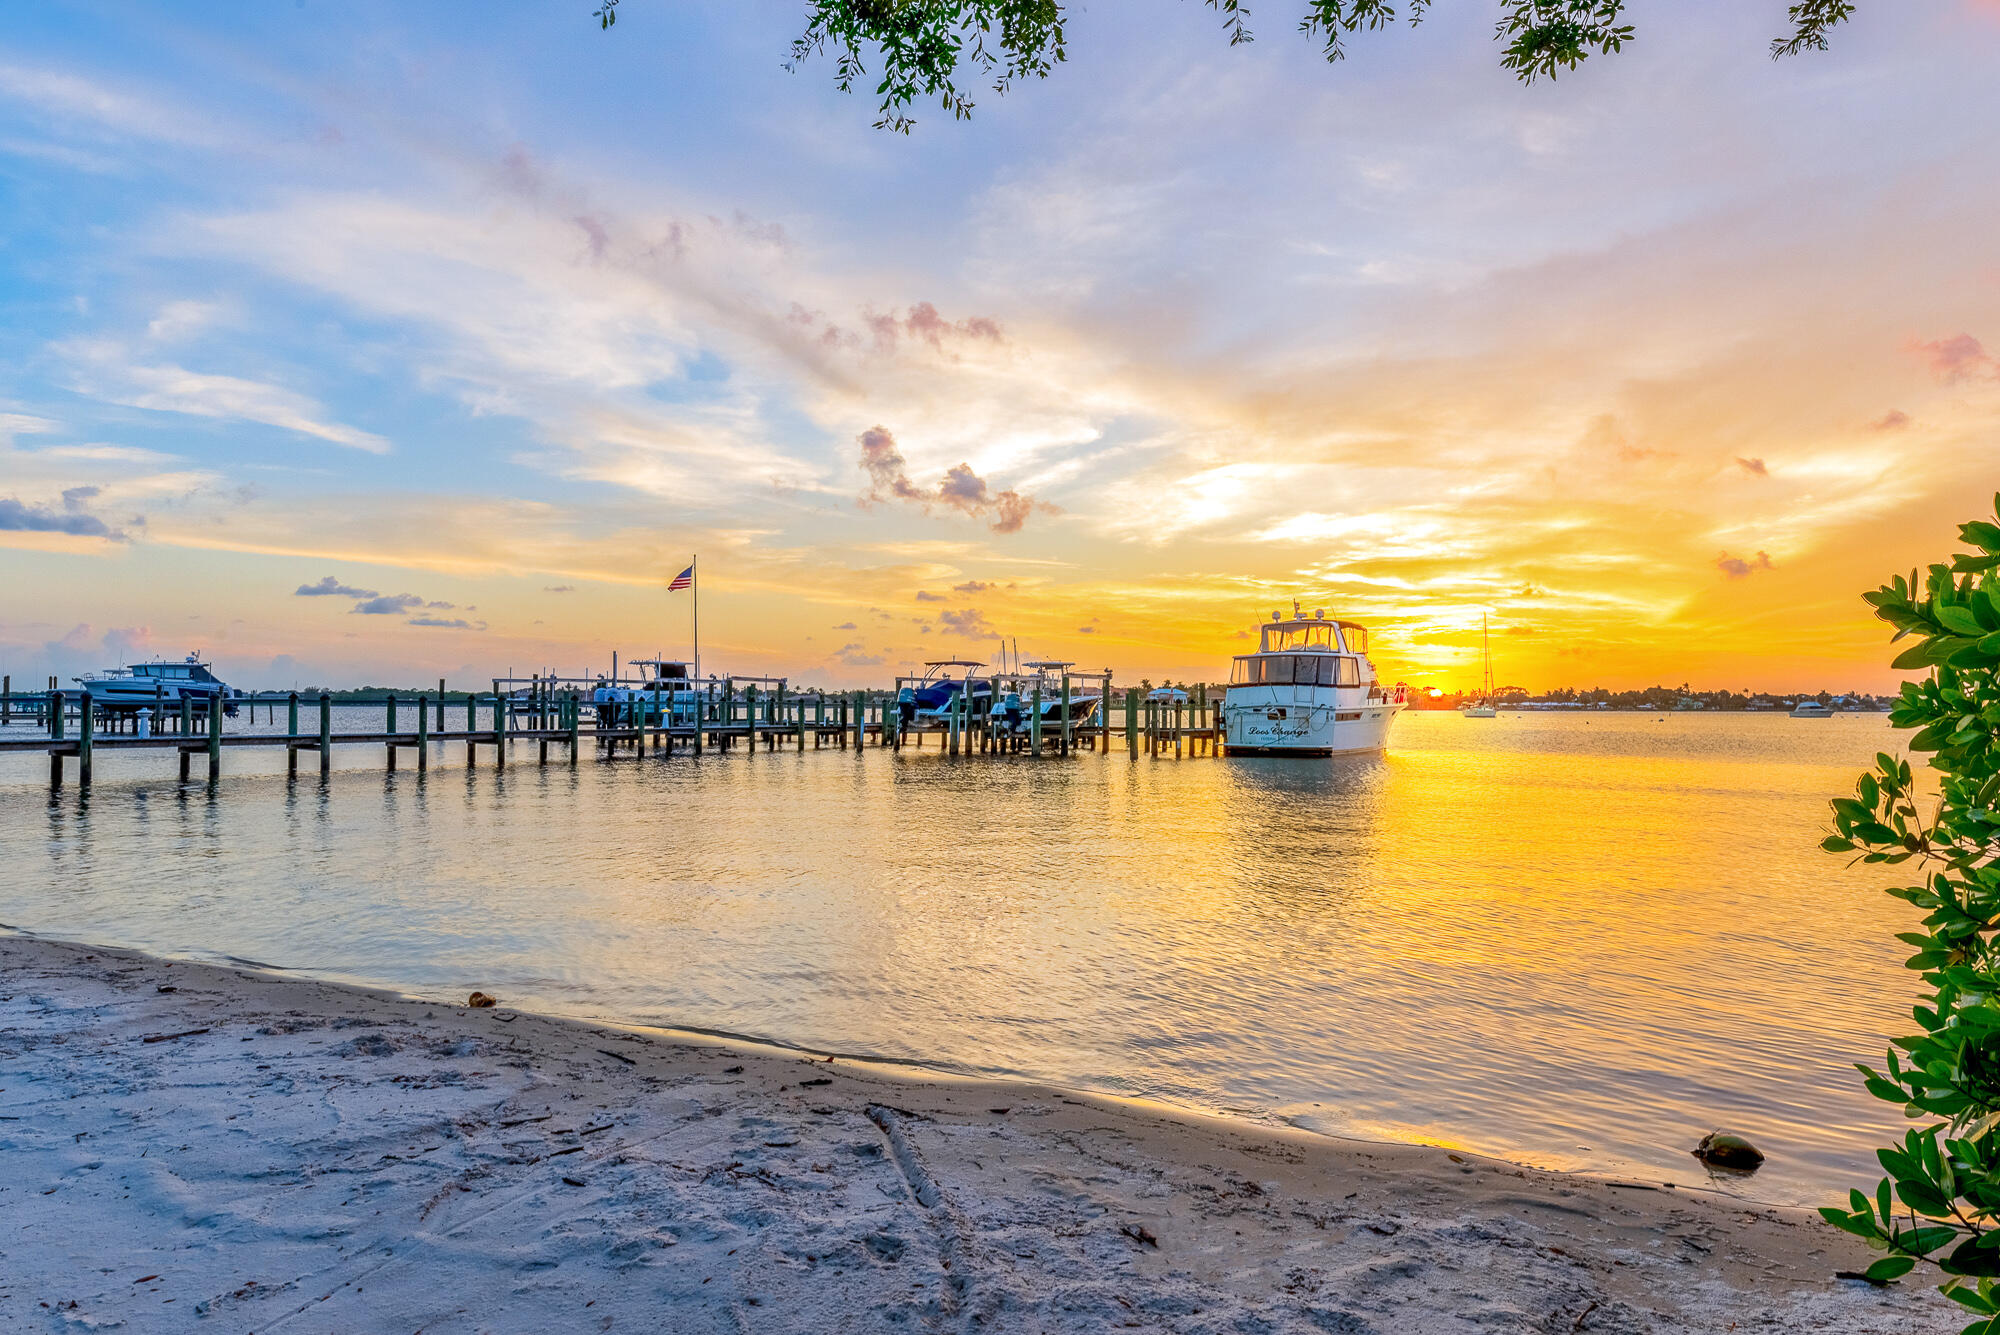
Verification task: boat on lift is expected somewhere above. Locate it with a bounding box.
[73,654,241,715]
[899,660,994,725]
[590,660,714,724]
[1221,606,1406,756]
[993,660,1101,737]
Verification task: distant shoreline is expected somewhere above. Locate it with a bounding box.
[1,932,1924,1332]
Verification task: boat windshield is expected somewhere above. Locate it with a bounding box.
[1231,655,1362,687]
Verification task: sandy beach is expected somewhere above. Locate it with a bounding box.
[0,932,1925,1334]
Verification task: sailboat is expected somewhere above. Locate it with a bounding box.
[1461,613,1497,718]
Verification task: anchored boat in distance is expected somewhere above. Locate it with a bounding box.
[74,654,242,715]
[1222,607,1406,756]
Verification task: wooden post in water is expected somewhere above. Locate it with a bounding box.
[179,693,192,738]
[287,692,300,778]
[493,690,506,768]
[318,693,332,777]
[78,691,93,786]
[417,694,429,772]
[1060,675,1073,756]
[386,694,398,772]
[744,685,757,753]
[1030,685,1042,754]
[437,679,446,731]
[568,692,580,766]
[206,693,222,782]
[48,690,63,786]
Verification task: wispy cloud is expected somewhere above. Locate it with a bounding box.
[1715,551,1774,579]
[61,339,390,453]
[854,424,1048,533]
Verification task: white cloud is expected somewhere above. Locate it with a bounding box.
[59,340,389,454]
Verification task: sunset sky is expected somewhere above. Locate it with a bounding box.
[3,2,1997,692]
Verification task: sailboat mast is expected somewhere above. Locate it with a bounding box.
[1482,613,1493,699]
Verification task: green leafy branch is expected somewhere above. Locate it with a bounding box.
[1819,500,2000,1326]
[592,2,1864,131]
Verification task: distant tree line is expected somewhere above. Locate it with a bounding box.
[1404,684,1893,711]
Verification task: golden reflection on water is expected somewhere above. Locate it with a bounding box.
[0,710,1909,1204]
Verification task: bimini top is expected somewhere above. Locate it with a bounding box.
[1243,608,1370,656]
[922,660,986,669]
[1020,660,1074,670]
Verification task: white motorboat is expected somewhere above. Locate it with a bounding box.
[74,654,240,715]
[993,660,1100,737]
[1789,700,1834,718]
[1221,606,1406,756]
[590,660,718,724]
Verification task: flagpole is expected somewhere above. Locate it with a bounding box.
[692,554,699,684]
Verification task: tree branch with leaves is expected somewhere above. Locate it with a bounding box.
[1819,502,2000,1330]
[593,2,1862,131]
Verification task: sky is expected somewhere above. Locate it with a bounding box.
[2,1,1997,693]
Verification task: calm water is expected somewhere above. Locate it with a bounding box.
[0,710,1914,1205]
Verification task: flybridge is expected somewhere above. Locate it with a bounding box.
[1244,608,1369,656]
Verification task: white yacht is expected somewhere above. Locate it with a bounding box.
[74,655,240,714]
[1222,607,1406,756]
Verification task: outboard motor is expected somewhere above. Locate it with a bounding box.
[1000,690,1024,734]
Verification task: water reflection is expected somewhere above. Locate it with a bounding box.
[0,712,1909,1204]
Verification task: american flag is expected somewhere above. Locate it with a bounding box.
[668,564,694,591]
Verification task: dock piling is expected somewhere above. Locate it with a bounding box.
[78,691,93,786]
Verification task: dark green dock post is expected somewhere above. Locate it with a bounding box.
[493,690,505,768]
[386,694,398,771]
[437,679,446,731]
[179,693,192,737]
[318,693,332,776]
[206,693,222,782]
[78,691,94,786]
[287,692,299,778]
[1126,687,1139,757]
[47,689,63,786]
[745,686,757,753]
[417,694,429,771]
[568,692,580,765]
[1030,686,1042,754]
[1060,676,1073,755]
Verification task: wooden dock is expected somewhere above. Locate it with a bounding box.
[0,675,1226,789]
